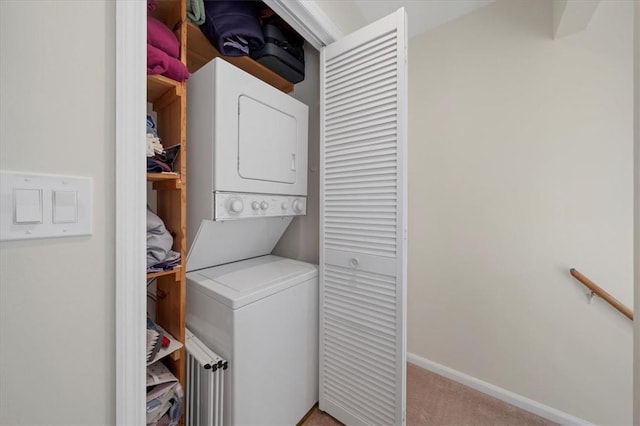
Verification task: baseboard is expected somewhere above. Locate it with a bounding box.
[407,352,592,426]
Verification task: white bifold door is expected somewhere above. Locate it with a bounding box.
[320,8,408,426]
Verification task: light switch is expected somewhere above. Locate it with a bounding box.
[14,188,42,224]
[53,190,77,223]
[1,171,92,241]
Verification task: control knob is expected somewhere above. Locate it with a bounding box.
[260,201,269,210]
[227,198,244,214]
[292,199,304,214]
[251,201,260,211]
[281,201,289,210]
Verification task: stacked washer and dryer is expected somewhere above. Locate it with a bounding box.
[185,58,318,425]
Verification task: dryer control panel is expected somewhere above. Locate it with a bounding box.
[214,192,306,220]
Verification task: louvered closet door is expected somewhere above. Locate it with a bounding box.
[320,8,407,426]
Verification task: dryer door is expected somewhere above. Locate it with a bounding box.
[238,95,297,184]
[205,58,308,196]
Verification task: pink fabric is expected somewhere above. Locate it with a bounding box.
[163,54,190,82]
[147,16,180,59]
[147,44,190,82]
[147,43,168,75]
[147,0,157,14]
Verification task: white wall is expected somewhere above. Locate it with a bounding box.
[0,1,115,425]
[407,0,634,424]
[313,0,367,35]
[273,45,321,264]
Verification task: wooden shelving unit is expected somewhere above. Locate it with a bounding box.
[147,0,187,409]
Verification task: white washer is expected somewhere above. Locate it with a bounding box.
[186,255,318,426]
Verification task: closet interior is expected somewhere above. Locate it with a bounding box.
[146,0,303,424]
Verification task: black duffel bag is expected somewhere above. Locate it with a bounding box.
[250,22,305,84]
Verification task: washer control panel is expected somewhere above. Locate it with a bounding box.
[214,192,307,220]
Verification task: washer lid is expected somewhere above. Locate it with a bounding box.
[186,217,294,272]
[186,255,318,309]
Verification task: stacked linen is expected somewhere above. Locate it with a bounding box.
[147,13,189,81]
[147,361,183,426]
[147,208,181,273]
[146,114,163,162]
[146,115,180,173]
[186,0,206,26]
[147,135,163,157]
[147,145,180,174]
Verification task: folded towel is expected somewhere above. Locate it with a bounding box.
[148,16,180,58]
[186,0,206,26]
[200,0,264,57]
[147,44,190,82]
[147,157,172,173]
[147,134,164,157]
[147,250,181,273]
[147,114,159,137]
[147,208,174,267]
[147,43,168,75]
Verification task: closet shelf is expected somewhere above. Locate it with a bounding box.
[148,173,183,190]
[147,74,184,105]
[151,178,183,191]
[147,266,182,280]
[147,172,180,182]
[185,22,294,93]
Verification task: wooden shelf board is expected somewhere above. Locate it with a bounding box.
[147,74,182,104]
[186,22,294,93]
[147,172,180,182]
[169,347,183,362]
[147,266,182,280]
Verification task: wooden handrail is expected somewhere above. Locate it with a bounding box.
[569,268,633,321]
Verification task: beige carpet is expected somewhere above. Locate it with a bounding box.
[305,363,556,426]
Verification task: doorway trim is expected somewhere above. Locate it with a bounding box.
[262,0,341,50]
[115,0,147,424]
[114,2,338,423]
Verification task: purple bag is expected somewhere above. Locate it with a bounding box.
[200,0,264,56]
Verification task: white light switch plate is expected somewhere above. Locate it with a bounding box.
[1,171,93,241]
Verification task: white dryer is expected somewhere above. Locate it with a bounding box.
[187,58,308,225]
[185,58,317,425]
